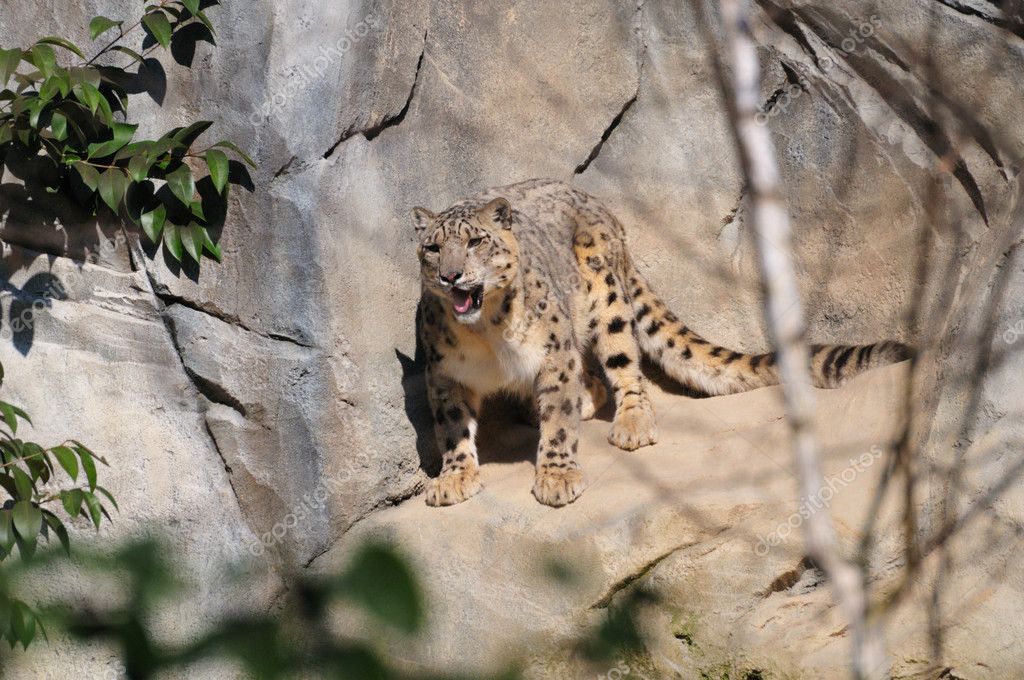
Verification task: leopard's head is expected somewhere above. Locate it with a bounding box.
[412,197,519,324]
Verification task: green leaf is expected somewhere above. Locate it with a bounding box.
[37,78,58,103]
[0,402,17,435]
[0,510,14,552]
[77,446,97,491]
[142,12,173,49]
[189,200,206,222]
[180,222,202,262]
[339,544,423,634]
[50,446,78,481]
[27,99,45,129]
[98,168,129,212]
[111,121,138,146]
[89,16,123,40]
[8,405,30,426]
[28,44,56,78]
[82,491,102,529]
[11,467,32,501]
[10,601,36,649]
[0,49,23,85]
[72,82,99,114]
[95,485,119,511]
[42,511,70,555]
[73,161,100,191]
[171,120,213,147]
[166,164,195,205]
[205,149,229,194]
[181,0,201,14]
[73,440,103,464]
[211,140,256,168]
[21,444,48,483]
[200,228,222,261]
[162,5,186,21]
[128,151,151,182]
[35,36,85,60]
[38,72,70,102]
[163,223,183,261]
[12,501,41,546]
[89,122,136,159]
[50,111,67,141]
[140,204,166,243]
[194,10,217,36]
[95,88,114,125]
[60,489,84,518]
[86,140,118,159]
[111,46,146,64]
[114,140,150,162]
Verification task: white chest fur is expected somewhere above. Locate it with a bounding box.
[439,323,546,398]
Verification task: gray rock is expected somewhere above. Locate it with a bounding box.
[0,245,279,677]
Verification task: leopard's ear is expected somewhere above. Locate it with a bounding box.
[411,207,436,234]
[482,197,513,230]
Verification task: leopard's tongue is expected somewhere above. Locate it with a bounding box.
[450,288,473,314]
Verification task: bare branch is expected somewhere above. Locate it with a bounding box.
[714,1,886,677]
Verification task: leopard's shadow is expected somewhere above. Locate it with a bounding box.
[395,341,542,471]
[397,307,543,474]
[475,394,540,465]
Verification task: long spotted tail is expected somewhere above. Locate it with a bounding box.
[621,256,909,396]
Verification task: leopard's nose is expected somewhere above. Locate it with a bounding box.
[440,271,463,285]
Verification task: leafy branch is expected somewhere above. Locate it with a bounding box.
[0,1,251,650]
[0,361,116,649]
[0,0,254,267]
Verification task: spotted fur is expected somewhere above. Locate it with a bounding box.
[413,179,908,507]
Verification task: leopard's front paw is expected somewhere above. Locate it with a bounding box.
[425,467,482,507]
[532,466,585,507]
[608,403,658,451]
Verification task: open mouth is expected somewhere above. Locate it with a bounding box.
[449,285,484,316]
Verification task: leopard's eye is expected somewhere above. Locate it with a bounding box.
[467,237,484,249]
[423,243,441,253]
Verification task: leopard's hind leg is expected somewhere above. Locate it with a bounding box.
[572,225,657,450]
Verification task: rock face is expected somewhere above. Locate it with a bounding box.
[1,0,1022,677]
[316,364,913,679]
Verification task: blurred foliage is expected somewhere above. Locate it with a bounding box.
[578,588,660,665]
[0,0,254,267]
[0,536,655,679]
